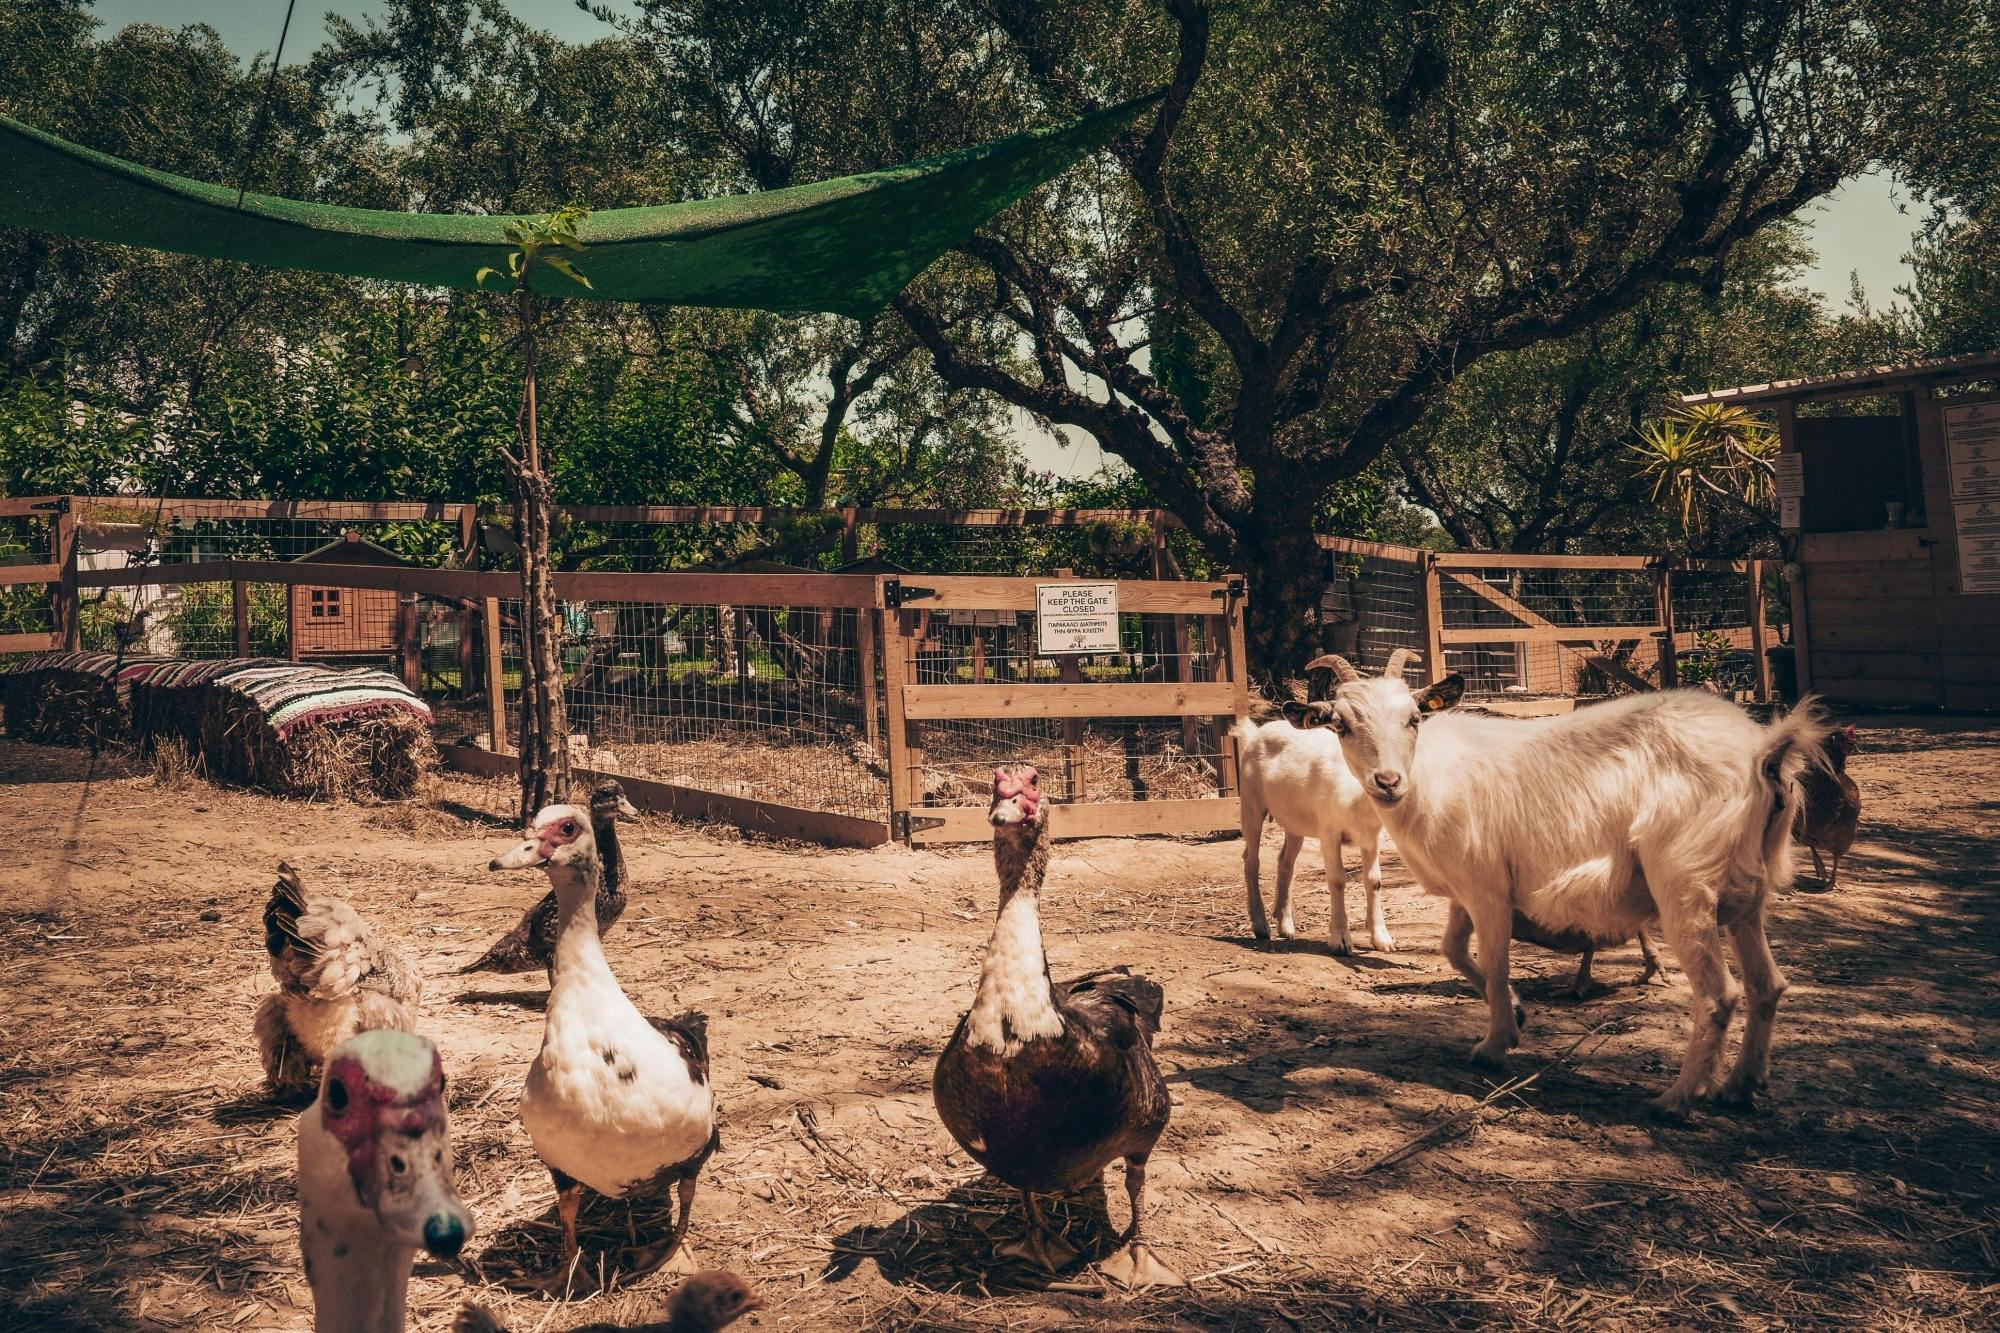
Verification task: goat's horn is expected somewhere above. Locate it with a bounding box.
[1383,648,1422,680]
[1303,654,1360,684]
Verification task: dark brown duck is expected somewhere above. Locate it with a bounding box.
[932,763,1184,1288]
[461,780,638,980]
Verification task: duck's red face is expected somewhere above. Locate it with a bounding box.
[318,1033,469,1258]
[989,764,1043,828]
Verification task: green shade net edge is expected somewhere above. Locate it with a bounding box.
[0,91,1161,318]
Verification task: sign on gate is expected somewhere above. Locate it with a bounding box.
[1035,581,1121,654]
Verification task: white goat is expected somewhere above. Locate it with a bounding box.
[1305,652,1824,1120]
[1231,655,1400,954]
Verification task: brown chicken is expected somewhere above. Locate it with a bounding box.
[1794,724,1861,887]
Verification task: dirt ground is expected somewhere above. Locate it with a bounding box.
[1,714,1997,1331]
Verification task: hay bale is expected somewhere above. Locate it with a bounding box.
[131,658,437,800]
[1,650,166,747]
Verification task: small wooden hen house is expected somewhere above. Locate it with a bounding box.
[287,531,414,663]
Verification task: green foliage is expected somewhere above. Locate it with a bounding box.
[477,203,594,292]
[1631,404,1780,536]
[159,582,288,658]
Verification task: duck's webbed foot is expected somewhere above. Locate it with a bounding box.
[997,1191,1078,1272]
[1098,1241,1187,1289]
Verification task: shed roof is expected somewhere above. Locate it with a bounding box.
[1680,349,2000,407]
[294,531,414,566]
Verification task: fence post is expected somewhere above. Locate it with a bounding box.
[1218,575,1249,795]
[881,604,916,834]
[55,498,79,651]
[232,580,250,657]
[1059,651,1085,800]
[483,596,508,754]
[1418,552,1444,684]
[1748,559,1772,703]
[1656,565,1679,689]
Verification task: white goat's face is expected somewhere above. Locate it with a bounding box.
[1329,675,1464,806]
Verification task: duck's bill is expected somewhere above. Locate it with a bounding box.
[488,840,547,870]
[616,795,641,818]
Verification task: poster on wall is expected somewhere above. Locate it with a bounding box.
[1035,582,1121,654]
[1773,453,1804,529]
[1954,498,2000,595]
[1944,402,2000,500]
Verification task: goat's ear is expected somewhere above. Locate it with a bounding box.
[1281,700,1314,728]
[1414,674,1465,713]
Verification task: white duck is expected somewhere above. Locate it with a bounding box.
[296,1029,473,1333]
[491,804,718,1285]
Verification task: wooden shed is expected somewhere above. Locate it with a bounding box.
[1682,350,2000,709]
[287,531,415,666]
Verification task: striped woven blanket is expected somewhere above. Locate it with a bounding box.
[131,657,432,738]
[3,649,169,685]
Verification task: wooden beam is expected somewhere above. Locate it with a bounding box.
[0,562,61,586]
[1580,653,1655,694]
[439,745,890,847]
[900,681,1239,720]
[909,796,1242,845]
[1655,568,1678,689]
[1435,552,1656,571]
[1439,625,1661,645]
[0,631,61,653]
[901,575,1226,614]
[482,597,508,754]
[1315,534,1427,563]
[881,608,916,821]
[232,580,250,657]
[1441,568,1556,629]
[1419,553,1444,684]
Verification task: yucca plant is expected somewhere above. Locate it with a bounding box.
[1632,403,1779,533]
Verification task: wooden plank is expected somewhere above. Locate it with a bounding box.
[1440,625,1661,645]
[856,609,880,752]
[560,570,882,609]
[904,575,1226,614]
[0,496,65,517]
[900,681,1239,720]
[881,609,916,820]
[1441,568,1555,629]
[1808,618,1942,652]
[1315,534,1426,563]
[1942,678,2000,709]
[544,503,1180,529]
[1812,649,1940,680]
[1942,653,2000,685]
[1435,552,1655,571]
[1799,530,1932,564]
[910,797,1242,845]
[232,580,250,657]
[1420,554,1444,684]
[1804,595,1937,627]
[1801,566,1939,601]
[1748,560,1772,704]
[1580,653,1655,694]
[439,746,890,847]
[1655,569,1678,689]
[0,562,60,586]
[0,631,61,653]
[482,597,508,754]
[53,503,78,651]
[1810,673,1943,707]
[80,497,475,523]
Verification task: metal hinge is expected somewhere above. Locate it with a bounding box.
[890,811,946,840]
[883,578,937,608]
[30,497,70,513]
[1211,574,1246,600]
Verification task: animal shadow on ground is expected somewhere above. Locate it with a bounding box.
[208,1088,307,1125]
[824,1174,1125,1296]
[454,987,549,1011]
[468,1182,684,1297]
[1208,933,1411,972]
[431,796,518,829]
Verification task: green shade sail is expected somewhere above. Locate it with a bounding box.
[0,93,1158,317]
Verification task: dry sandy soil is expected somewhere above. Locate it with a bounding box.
[1,715,1996,1331]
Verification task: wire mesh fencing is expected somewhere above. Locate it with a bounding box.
[496,597,886,821]
[903,609,1229,809]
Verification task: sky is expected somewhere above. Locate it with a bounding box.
[88,1,1930,479]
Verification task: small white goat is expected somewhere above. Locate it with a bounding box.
[1306,652,1824,1120]
[1230,651,1409,954]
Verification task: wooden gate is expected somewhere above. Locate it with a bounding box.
[878,574,1248,844]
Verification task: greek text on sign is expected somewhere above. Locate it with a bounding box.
[1945,402,2000,500]
[1036,582,1121,654]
